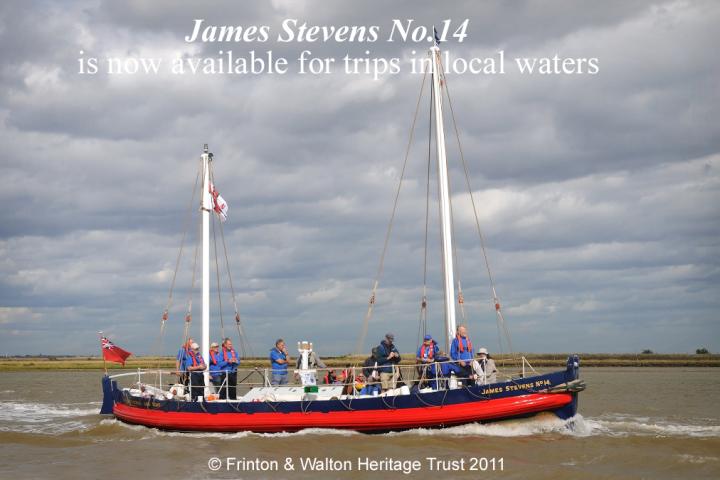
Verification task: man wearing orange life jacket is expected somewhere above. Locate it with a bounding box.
[183,342,206,401]
[416,334,441,389]
[417,334,440,364]
[450,325,475,385]
[208,342,224,396]
[219,337,239,400]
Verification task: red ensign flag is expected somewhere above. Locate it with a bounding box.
[101,337,132,365]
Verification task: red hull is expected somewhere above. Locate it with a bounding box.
[113,393,573,433]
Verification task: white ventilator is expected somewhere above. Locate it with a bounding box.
[296,341,317,386]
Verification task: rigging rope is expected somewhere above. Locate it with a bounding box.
[154,168,200,367]
[432,55,467,327]
[439,56,515,357]
[355,66,429,355]
[210,166,253,358]
[182,159,205,351]
[211,209,225,341]
[161,170,200,326]
[417,76,434,349]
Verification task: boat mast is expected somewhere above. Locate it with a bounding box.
[429,46,457,351]
[201,144,211,390]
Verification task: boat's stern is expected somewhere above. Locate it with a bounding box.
[100,375,115,414]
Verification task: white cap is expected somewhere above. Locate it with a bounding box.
[478,347,488,355]
[190,342,199,350]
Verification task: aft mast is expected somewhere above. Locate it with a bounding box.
[429,46,457,351]
[201,144,211,390]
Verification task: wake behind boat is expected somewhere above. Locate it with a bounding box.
[101,42,585,433]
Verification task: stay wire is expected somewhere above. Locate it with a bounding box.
[211,207,225,341]
[440,56,515,357]
[210,166,253,357]
[417,72,433,349]
[355,66,429,355]
[154,167,199,366]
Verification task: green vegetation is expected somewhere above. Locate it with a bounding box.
[696,347,710,354]
[0,353,718,371]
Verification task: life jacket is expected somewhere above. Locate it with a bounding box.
[420,343,435,359]
[456,334,472,353]
[222,347,237,362]
[180,343,192,361]
[189,351,200,367]
[210,351,218,365]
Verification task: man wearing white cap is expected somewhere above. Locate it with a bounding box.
[183,342,206,401]
[208,342,224,397]
[472,347,498,385]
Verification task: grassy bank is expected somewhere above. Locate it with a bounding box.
[0,353,718,371]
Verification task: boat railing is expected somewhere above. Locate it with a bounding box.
[107,357,551,401]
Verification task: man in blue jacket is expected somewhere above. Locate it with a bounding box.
[175,337,194,386]
[416,334,440,389]
[208,342,224,396]
[270,338,290,385]
[375,333,401,391]
[450,325,475,385]
[183,342,206,401]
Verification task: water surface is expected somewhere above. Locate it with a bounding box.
[1,368,718,479]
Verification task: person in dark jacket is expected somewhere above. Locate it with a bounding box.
[375,333,401,391]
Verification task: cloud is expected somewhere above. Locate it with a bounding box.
[0,0,718,355]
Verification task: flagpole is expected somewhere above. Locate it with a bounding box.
[98,331,108,374]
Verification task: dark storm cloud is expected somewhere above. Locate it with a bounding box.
[0,1,718,355]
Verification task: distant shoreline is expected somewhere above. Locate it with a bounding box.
[0,354,717,370]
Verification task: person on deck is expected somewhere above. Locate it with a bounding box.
[323,369,337,384]
[220,337,239,399]
[450,325,475,385]
[472,347,498,385]
[208,342,224,395]
[270,339,290,386]
[416,334,440,389]
[175,337,194,386]
[184,342,206,401]
[375,333,401,392]
[361,353,380,394]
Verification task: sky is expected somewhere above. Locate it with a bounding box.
[0,0,718,356]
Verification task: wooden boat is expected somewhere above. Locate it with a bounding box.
[101,40,585,433]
